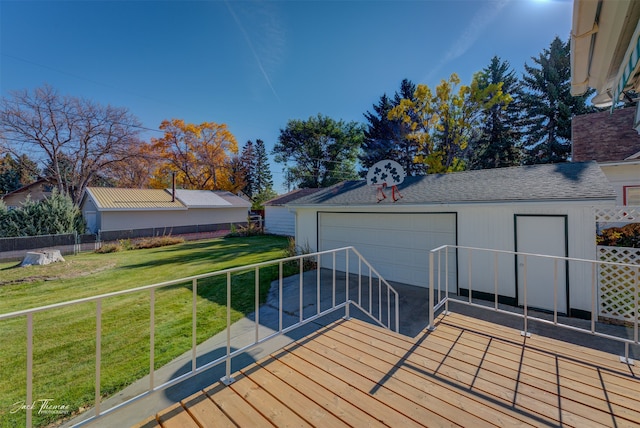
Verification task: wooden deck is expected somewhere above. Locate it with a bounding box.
[134,312,640,427]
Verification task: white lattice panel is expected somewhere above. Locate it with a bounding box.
[598,246,640,321]
[595,206,640,223]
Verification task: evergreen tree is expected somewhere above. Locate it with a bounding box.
[239,140,256,197]
[359,79,427,176]
[238,139,276,209]
[0,154,21,194]
[520,37,595,164]
[254,139,274,195]
[0,190,84,237]
[467,56,523,169]
[0,153,39,194]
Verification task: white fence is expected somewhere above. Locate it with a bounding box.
[598,246,640,321]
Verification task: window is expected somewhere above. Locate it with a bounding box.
[624,185,640,206]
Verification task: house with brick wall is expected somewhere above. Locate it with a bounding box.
[572,106,640,206]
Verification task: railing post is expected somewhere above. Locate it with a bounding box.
[437,250,441,303]
[332,252,336,308]
[395,291,399,334]
[494,252,499,311]
[445,247,449,315]
[149,289,155,390]
[344,250,350,320]
[317,254,321,316]
[621,266,638,365]
[95,300,102,416]
[629,265,638,365]
[468,248,472,304]
[358,257,362,307]
[26,313,33,428]
[279,261,283,332]
[521,255,530,337]
[221,272,235,385]
[591,263,596,334]
[428,251,435,331]
[255,267,260,343]
[299,258,304,323]
[192,279,197,374]
[553,259,558,325]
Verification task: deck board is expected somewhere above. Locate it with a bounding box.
[142,313,640,428]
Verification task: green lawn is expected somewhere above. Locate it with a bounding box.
[0,235,291,428]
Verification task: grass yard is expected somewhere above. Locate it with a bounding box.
[0,235,291,428]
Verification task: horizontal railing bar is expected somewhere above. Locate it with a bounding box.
[0,247,362,321]
[70,301,350,427]
[430,244,638,269]
[8,244,399,428]
[444,299,639,347]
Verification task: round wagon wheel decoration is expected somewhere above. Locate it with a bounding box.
[365,159,406,203]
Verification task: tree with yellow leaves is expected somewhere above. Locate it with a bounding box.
[389,73,510,173]
[150,119,239,190]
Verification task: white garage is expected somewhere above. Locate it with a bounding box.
[318,212,456,287]
[289,162,618,316]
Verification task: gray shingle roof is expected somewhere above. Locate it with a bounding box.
[288,162,615,206]
[265,188,323,206]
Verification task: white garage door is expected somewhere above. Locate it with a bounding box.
[318,212,457,288]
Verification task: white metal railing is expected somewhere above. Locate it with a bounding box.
[428,245,639,364]
[0,246,398,428]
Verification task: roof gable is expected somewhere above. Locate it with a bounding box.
[572,107,640,162]
[1,178,56,199]
[289,162,615,206]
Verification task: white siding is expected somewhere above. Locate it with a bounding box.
[100,207,248,231]
[294,200,609,313]
[265,206,295,236]
[600,163,640,205]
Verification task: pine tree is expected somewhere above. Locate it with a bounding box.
[254,139,274,194]
[0,153,39,194]
[520,37,595,164]
[359,79,427,176]
[467,56,523,169]
[239,140,256,197]
[251,139,276,209]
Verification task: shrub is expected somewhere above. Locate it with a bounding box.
[0,190,84,237]
[95,236,184,253]
[597,223,640,248]
[135,236,184,249]
[284,237,316,271]
[226,221,263,237]
[95,243,123,253]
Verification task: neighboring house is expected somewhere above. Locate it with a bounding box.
[572,107,640,206]
[288,161,616,317]
[1,178,56,209]
[80,187,251,235]
[264,188,322,236]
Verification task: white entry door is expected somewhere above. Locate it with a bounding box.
[515,215,568,314]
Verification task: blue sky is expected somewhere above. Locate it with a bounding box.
[0,0,572,193]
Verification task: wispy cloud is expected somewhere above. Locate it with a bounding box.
[225,0,282,101]
[426,0,511,81]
